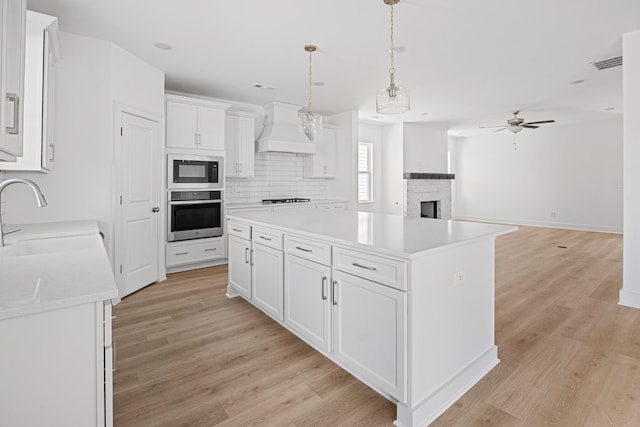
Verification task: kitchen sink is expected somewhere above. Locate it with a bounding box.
[2,234,103,257]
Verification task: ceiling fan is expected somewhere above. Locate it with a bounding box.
[480,111,555,133]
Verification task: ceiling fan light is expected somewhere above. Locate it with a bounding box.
[299,111,322,140]
[376,85,410,114]
[508,125,523,134]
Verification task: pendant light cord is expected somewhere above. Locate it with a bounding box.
[389,1,395,81]
[308,48,313,115]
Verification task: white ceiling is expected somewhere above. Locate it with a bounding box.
[28,0,640,135]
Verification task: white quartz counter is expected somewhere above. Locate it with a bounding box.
[227,210,517,259]
[0,221,118,320]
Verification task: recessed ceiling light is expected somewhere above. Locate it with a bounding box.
[570,79,585,85]
[313,82,325,86]
[253,83,276,90]
[604,107,616,111]
[153,42,173,50]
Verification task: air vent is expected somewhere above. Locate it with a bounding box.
[591,56,623,70]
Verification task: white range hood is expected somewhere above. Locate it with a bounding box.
[256,102,316,155]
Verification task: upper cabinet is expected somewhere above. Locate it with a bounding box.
[165,94,230,151]
[1,11,59,172]
[0,0,27,161]
[304,125,336,178]
[225,112,257,178]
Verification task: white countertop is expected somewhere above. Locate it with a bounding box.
[227,210,517,259]
[0,221,118,320]
[226,199,347,210]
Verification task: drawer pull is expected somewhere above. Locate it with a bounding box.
[233,228,242,232]
[352,262,377,271]
[259,236,272,241]
[175,252,188,256]
[205,248,217,252]
[296,246,312,253]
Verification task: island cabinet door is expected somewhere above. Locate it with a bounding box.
[251,242,284,321]
[284,254,331,352]
[228,235,252,299]
[331,270,406,402]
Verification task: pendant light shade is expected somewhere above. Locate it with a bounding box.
[299,44,322,140]
[377,0,410,114]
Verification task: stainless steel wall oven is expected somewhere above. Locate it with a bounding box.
[168,190,222,242]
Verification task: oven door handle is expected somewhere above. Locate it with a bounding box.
[168,200,222,205]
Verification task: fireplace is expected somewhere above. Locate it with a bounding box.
[421,200,440,219]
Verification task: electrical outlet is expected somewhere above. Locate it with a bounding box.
[454,272,464,286]
[550,210,557,218]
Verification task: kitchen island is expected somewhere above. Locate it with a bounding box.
[226,210,517,427]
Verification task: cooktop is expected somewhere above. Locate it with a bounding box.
[262,198,311,204]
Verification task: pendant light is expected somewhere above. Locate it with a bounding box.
[299,44,322,140]
[376,0,410,114]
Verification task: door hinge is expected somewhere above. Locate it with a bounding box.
[120,127,123,136]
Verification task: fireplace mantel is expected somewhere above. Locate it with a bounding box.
[403,173,455,180]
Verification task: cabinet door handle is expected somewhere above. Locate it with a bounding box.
[245,247,249,264]
[352,262,377,272]
[205,248,217,252]
[175,252,188,256]
[259,236,272,241]
[296,246,312,253]
[194,133,198,146]
[48,144,55,161]
[321,276,327,300]
[250,249,254,266]
[233,228,242,232]
[5,93,19,134]
[332,280,338,306]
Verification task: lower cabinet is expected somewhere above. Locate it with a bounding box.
[331,270,406,401]
[166,237,224,268]
[251,242,284,321]
[0,300,114,426]
[228,234,251,299]
[284,254,331,352]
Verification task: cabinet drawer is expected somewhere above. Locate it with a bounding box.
[166,239,224,267]
[317,203,346,210]
[228,221,251,240]
[284,235,332,266]
[252,226,283,250]
[333,247,407,291]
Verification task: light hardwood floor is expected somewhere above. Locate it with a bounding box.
[113,226,640,426]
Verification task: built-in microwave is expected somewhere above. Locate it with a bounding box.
[168,154,223,189]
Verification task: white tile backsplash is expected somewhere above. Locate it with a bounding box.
[225,152,329,204]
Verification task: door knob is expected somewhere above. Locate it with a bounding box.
[152,207,160,213]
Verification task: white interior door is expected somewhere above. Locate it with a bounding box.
[117,111,160,298]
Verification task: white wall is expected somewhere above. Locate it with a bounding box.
[326,111,358,210]
[403,123,448,173]
[358,122,383,213]
[620,30,640,308]
[5,32,164,263]
[381,123,404,215]
[454,117,623,233]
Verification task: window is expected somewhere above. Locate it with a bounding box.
[358,142,373,203]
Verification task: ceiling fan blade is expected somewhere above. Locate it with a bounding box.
[523,120,555,125]
[479,125,504,128]
[522,125,539,129]
[494,127,507,132]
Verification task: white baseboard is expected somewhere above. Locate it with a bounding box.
[454,215,622,234]
[394,346,499,427]
[619,288,640,309]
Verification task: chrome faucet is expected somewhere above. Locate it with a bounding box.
[0,178,48,247]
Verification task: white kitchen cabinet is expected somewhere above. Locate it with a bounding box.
[166,237,225,268]
[165,94,230,151]
[225,112,257,178]
[0,0,27,161]
[1,11,58,172]
[331,269,406,401]
[228,233,252,299]
[284,253,331,352]
[0,300,114,426]
[251,236,284,321]
[303,126,336,178]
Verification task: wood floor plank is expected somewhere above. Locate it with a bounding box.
[113,226,640,426]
